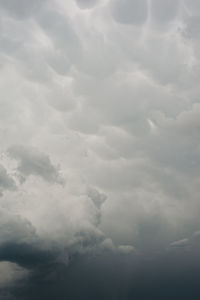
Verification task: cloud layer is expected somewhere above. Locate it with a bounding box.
[0,0,200,299]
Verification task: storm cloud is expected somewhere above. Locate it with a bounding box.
[0,0,200,299]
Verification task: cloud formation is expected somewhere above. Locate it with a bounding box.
[8,145,63,184]
[0,0,200,298]
[0,165,16,196]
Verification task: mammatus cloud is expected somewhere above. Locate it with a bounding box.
[110,0,148,25]
[150,0,180,25]
[74,0,99,10]
[0,0,47,19]
[0,0,200,299]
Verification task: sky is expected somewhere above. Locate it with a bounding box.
[0,0,200,299]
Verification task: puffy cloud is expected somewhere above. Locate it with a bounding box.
[8,145,63,184]
[87,188,106,208]
[0,165,16,196]
[0,209,37,246]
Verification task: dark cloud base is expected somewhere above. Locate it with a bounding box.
[1,248,200,300]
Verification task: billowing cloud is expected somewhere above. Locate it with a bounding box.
[0,0,200,298]
[8,145,63,184]
[0,165,16,196]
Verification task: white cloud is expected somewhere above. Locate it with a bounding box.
[169,238,189,248]
[118,245,136,254]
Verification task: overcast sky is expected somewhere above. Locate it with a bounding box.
[0,0,200,299]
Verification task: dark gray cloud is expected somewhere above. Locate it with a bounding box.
[0,210,37,246]
[8,145,63,184]
[0,165,16,195]
[88,187,106,208]
[2,248,200,300]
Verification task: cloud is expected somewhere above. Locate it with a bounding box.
[169,229,200,253]
[0,209,38,260]
[184,0,200,14]
[0,261,28,300]
[110,0,148,25]
[0,261,28,288]
[0,165,16,195]
[0,0,46,19]
[36,10,82,75]
[150,0,180,25]
[8,145,63,184]
[74,0,99,10]
[0,0,200,298]
[169,238,189,249]
[87,188,106,208]
[118,245,136,254]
